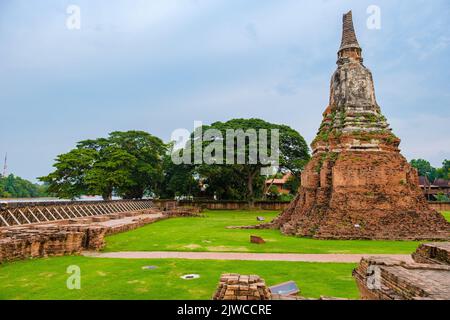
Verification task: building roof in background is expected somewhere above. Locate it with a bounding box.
[433,179,450,188]
[419,176,431,187]
[265,172,292,185]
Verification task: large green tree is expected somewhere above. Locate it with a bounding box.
[159,152,199,199]
[410,159,437,182]
[179,118,309,204]
[437,159,450,180]
[40,131,167,200]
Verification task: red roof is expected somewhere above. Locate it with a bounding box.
[265,173,293,185]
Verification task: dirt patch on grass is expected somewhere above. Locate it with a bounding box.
[206,246,249,252]
[184,244,202,250]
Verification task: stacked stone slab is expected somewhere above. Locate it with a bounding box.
[269,11,449,240]
[213,274,272,300]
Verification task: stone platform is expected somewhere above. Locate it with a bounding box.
[353,242,450,300]
[411,242,450,265]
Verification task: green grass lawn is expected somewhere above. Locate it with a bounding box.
[0,256,358,300]
[1,210,447,300]
[442,211,450,222]
[104,210,422,254]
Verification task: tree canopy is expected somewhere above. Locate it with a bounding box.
[176,118,310,203]
[37,122,309,202]
[39,131,167,200]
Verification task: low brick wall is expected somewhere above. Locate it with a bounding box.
[0,225,106,263]
[0,208,201,263]
[429,202,450,212]
[176,200,290,211]
[161,200,448,212]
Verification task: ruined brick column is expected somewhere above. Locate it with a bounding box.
[271,11,449,240]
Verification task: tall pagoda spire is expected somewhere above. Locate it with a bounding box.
[339,11,360,51]
[338,11,362,63]
[258,11,449,241]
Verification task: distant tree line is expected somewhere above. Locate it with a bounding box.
[39,119,311,203]
[410,159,450,182]
[0,174,48,198]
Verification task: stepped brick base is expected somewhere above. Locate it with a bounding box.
[272,151,449,240]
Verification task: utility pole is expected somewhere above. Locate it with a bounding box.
[2,153,7,177]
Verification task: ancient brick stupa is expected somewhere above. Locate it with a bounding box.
[269,11,449,240]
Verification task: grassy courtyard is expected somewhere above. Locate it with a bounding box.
[0,209,447,300]
[0,256,358,300]
[105,210,424,254]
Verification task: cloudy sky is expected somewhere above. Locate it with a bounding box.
[0,0,449,181]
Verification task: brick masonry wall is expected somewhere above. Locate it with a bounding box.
[0,208,200,263]
[156,200,291,211]
[155,199,447,212]
[429,202,450,212]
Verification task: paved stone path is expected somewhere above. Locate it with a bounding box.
[83,251,413,263]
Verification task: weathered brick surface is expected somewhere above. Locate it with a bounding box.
[272,152,449,240]
[0,228,84,262]
[412,242,450,265]
[0,207,201,263]
[353,255,450,300]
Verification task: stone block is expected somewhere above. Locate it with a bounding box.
[250,236,266,244]
[213,274,272,300]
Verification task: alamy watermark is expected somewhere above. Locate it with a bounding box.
[66,5,81,30]
[367,5,381,30]
[66,265,81,290]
